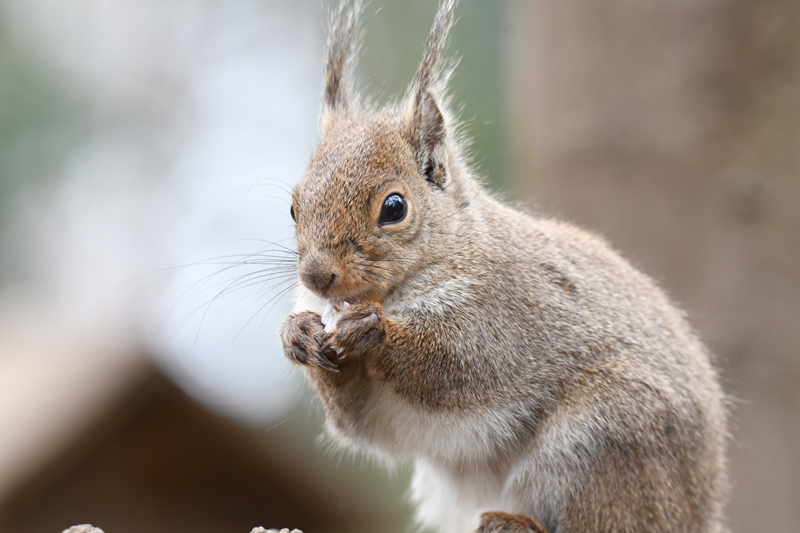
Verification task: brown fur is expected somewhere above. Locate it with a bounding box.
[280,2,729,532]
[478,512,548,533]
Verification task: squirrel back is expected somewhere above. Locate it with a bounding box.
[281,2,729,532]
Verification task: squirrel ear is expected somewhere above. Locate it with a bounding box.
[408,90,447,188]
[405,0,456,188]
[320,0,363,136]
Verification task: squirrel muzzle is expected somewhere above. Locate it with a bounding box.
[299,252,340,294]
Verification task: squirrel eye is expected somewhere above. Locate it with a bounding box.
[290,204,296,223]
[379,193,407,225]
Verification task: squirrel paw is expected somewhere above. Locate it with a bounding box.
[321,302,386,360]
[476,511,549,533]
[281,311,339,372]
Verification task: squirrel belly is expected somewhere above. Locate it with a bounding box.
[279,2,729,533]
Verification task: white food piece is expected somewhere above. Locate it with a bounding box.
[321,301,350,333]
[320,302,335,333]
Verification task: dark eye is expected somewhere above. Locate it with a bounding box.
[379,193,407,225]
[290,204,296,223]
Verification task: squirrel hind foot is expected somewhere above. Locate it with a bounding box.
[477,512,549,533]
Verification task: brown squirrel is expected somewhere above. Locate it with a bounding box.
[279,1,729,532]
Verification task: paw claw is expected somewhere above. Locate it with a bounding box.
[311,352,339,372]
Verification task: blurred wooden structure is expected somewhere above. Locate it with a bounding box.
[0,348,379,533]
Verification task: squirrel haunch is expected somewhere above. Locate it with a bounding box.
[279,2,729,533]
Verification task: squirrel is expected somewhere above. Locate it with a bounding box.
[279,1,729,532]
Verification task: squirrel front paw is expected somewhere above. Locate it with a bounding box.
[280,311,339,372]
[321,302,387,360]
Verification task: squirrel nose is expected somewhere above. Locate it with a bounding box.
[299,255,337,292]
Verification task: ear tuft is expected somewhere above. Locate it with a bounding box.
[406,0,457,188]
[416,90,447,188]
[320,0,364,135]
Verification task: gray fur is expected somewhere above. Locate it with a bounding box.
[281,2,729,532]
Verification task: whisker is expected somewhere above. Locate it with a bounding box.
[214,274,299,313]
[127,248,295,300]
[234,281,300,342]
[167,267,295,303]
[195,266,297,309]
[160,255,295,337]
[212,271,299,301]
[351,265,397,286]
[175,251,296,300]
[352,262,408,276]
[370,257,427,269]
[355,271,389,298]
[242,178,295,197]
[229,238,299,255]
[189,271,298,343]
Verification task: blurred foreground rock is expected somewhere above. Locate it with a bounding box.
[61,527,302,533]
[63,526,104,533]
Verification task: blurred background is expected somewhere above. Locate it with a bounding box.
[0,0,796,532]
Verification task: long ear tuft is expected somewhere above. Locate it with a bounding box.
[321,0,364,135]
[406,0,457,188]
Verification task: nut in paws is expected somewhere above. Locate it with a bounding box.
[321,302,387,359]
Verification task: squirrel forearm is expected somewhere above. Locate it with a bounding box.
[306,309,504,443]
[373,318,480,410]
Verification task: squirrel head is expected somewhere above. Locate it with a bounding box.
[292,0,467,305]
